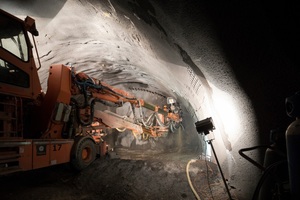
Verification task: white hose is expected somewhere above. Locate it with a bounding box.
[116,127,126,132]
[186,159,201,200]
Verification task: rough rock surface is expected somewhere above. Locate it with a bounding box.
[0,152,235,200]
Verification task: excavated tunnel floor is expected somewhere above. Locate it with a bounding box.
[0,149,235,200]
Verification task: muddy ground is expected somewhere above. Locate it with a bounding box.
[0,148,236,200]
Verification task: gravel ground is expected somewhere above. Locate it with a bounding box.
[0,149,236,200]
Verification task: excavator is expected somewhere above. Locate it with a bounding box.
[0,9,182,175]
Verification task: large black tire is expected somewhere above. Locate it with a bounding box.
[71,137,96,171]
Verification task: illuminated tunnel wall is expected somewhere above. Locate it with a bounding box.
[1,0,299,199]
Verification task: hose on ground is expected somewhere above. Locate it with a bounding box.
[186,159,201,200]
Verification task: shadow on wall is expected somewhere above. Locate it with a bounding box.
[204,1,300,144]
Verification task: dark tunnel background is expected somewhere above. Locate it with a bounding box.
[204,0,300,144]
[152,0,300,144]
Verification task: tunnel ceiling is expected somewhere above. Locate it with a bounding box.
[32,0,196,100]
[2,0,178,98]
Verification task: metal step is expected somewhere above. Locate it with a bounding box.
[0,157,19,164]
[0,151,20,160]
[0,149,21,175]
[0,166,22,175]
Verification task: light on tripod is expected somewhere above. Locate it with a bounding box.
[195,117,233,200]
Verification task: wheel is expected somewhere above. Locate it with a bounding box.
[71,137,96,171]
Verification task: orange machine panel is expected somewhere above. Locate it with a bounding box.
[18,140,33,171]
[32,140,51,169]
[32,139,73,169]
[0,139,33,174]
[49,140,73,165]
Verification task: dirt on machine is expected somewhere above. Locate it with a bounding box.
[0,9,182,175]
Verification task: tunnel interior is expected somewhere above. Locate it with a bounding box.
[0,0,299,199]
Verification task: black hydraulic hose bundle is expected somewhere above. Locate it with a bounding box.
[71,70,102,107]
[70,97,95,126]
[71,69,138,127]
[238,145,288,200]
[251,160,287,200]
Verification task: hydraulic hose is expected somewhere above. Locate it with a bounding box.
[186,159,201,200]
[238,145,270,171]
[101,85,137,101]
[77,98,95,126]
[251,160,287,200]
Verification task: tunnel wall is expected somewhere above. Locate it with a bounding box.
[150,1,260,199]
[150,0,300,199]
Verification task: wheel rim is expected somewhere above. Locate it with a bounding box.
[81,147,91,162]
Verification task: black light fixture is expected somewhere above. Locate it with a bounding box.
[195,117,215,135]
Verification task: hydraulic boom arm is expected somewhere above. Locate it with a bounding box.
[70,67,182,139]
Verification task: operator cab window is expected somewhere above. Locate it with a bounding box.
[0,12,30,87]
[0,12,28,61]
[0,58,29,88]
